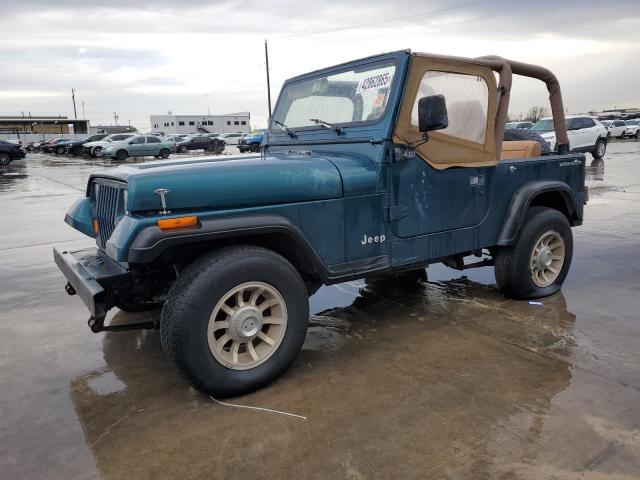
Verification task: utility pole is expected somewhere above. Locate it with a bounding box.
[264,39,272,119]
[82,101,86,119]
[71,88,78,119]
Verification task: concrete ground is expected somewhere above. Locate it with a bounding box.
[1,142,639,479]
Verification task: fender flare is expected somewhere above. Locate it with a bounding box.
[497,180,581,246]
[126,213,333,278]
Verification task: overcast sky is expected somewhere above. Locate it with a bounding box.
[1,0,638,130]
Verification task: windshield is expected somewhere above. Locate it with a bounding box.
[532,119,554,132]
[601,120,612,127]
[532,119,568,132]
[272,61,396,131]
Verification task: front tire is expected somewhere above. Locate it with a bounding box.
[92,146,104,157]
[115,149,128,161]
[592,138,606,159]
[0,153,11,165]
[160,246,309,397]
[56,146,65,154]
[179,145,187,153]
[494,207,573,299]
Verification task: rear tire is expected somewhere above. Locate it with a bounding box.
[494,207,573,299]
[592,138,606,159]
[159,148,170,159]
[160,245,309,397]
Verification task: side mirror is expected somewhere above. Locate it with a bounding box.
[418,94,448,133]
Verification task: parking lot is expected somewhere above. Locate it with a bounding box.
[1,141,639,479]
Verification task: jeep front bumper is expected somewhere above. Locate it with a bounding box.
[53,246,129,331]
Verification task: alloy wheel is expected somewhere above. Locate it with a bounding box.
[529,230,565,287]
[207,281,287,370]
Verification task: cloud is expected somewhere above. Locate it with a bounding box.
[0,0,638,129]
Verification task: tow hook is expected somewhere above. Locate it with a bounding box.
[65,282,77,296]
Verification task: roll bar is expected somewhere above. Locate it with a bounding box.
[478,55,569,156]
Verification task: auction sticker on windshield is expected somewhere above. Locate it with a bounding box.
[356,68,395,94]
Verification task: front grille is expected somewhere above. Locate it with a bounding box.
[94,180,126,250]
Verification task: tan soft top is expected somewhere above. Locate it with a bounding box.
[393,52,568,169]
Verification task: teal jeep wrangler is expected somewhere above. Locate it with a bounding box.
[55,50,586,396]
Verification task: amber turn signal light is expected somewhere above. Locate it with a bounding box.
[93,219,100,236]
[157,216,198,230]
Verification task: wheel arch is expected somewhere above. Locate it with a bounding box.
[497,181,581,246]
[128,214,329,284]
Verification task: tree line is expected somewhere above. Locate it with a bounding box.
[509,106,550,123]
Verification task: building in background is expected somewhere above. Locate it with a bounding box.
[89,125,138,135]
[0,115,90,135]
[149,112,250,135]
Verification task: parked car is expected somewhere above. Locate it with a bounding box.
[505,121,534,130]
[42,138,73,154]
[623,120,640,139]
[217,133,244,145]
[164,134,185,143]
[83,134,136,157]
[64,134,109,156]
[0,140,26,165]
[26,139,48,152]
[102,135,173,160]
[533,115,608,158]
[601,119,626,139]
[238,130,265,153]
[56,50,587,397]
[175,135,224,154]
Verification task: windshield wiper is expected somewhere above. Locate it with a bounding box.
[310,118,343,135]
[273,120,296,138]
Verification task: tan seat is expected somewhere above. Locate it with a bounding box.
[500,140,541,160]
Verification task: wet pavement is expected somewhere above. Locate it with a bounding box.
[1,142,639,479]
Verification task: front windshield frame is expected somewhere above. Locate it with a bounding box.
[270,58,400,135]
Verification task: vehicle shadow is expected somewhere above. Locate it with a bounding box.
[68,278,576,479]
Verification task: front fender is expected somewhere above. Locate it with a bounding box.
[497,180,581,246]
[117,213,333,279]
